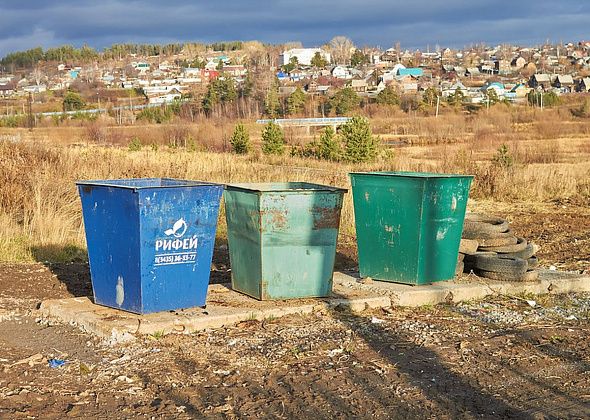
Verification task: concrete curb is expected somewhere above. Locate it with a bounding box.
[39,270,590,343]
[334,270,590,307]
[39,283,391,344]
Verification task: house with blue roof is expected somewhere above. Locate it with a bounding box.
[397,68,423,77]
[481,81,505,97]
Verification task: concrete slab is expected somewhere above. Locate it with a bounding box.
[39,283,391,344]
[334,270,590,307]
[39,270,590,344]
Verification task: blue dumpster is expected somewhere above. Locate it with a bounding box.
[77,178,223,314]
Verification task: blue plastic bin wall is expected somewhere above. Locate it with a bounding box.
[77,178,223,314]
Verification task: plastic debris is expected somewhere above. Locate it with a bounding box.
[48,358,66,368]
[327,348,344,357]
[549,265,557,271]
[526,300,537,308]
[371,316,385,324]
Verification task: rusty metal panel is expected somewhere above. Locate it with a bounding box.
[224,183,346,300]
[349,172,473,285]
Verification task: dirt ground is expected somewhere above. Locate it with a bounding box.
[1,204,590,418]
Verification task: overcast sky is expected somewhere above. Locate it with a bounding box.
[0,0,588,57]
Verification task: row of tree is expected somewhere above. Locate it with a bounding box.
[1,41,246,70]
[229,116,379,163]
[1,45,100,69]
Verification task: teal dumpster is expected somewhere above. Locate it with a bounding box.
[224,182,347,300]
[77,178,223,314]
[349,172,473,285]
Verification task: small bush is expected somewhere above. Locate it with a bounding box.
[136,106,173,124]
[492,144,513,169]
[128,137,142,151]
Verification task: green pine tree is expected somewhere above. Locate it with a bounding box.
[287,87,306,115]
[264,87,281,118]
[317,126,341,161]
[341,116,379,163]
[261,122,285,155]
[229,123,251,154]
[376,85,400,106]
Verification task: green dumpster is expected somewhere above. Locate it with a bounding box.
[224,182,347,300]
[349,171,473,285]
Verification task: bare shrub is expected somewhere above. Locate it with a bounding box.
[85,121,108,143]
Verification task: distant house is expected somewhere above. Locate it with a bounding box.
[529,74,551,89]
[397,67,423,77]
[23,84,47,94]
[510,83,530,98]
[280,48,331,66]
[577,77,590,92]
[504,83,529,101]
[305,80,318,93]
[495,59,511,74]
[183,67,202,77]
[276,71,289,81]
[553,74,574,91]
[331,66,349,79]
[220,65,247,77]
[133,62,150,75]
[481,81,505,97]
[347,79,367,93]
[147,88,182,104]
[465,67,480,77]
[396,75,418,93]
[511,56,527,69]
[0,82,16,97]
[441,81,467,98]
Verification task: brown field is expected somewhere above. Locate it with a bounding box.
[1,104,590,264]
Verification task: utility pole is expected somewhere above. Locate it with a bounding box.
[435,95,440,117]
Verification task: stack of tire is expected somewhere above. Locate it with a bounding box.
[456,213,540,282]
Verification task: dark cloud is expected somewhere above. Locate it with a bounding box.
[0,0,588,56]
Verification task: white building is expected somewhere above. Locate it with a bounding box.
[280,48,331,66]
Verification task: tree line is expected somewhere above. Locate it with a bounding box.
[0,41,245,70]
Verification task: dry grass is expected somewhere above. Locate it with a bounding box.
[2,101,590,263]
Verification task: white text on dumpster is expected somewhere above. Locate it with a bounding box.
[154,235,198,266]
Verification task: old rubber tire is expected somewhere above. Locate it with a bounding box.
[527,256,539,269]
[475,269,539,282]
[463,251,497,272]
[470,255,528,275]
[462,229,516,240]
[477,235,519,247]
[459,238,479,254]
[502,243,538,260]
[479,237,527,253]
[464,214,509,235]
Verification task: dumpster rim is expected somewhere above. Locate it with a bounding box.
[225,182,347,194]
[349,171,474,179]
[76,177,225,191]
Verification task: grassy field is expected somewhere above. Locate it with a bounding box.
[1,104,590,263]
